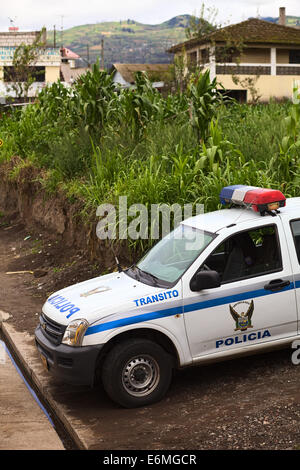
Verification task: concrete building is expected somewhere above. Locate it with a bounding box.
[168,7,300,102]
[0,29,61,101]
[60,47,91,84]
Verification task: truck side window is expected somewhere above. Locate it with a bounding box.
[202,225,282,284]
[290,220,300,264]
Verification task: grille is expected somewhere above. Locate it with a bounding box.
[39,313,66,345]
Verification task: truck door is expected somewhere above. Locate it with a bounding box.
[182,218,297,360]
[281,214,300,332]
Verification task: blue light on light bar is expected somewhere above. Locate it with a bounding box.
[219,185,245,205]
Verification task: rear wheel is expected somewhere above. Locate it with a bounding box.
[101,338,173,408]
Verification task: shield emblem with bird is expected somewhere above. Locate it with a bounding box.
[229,300,254,331]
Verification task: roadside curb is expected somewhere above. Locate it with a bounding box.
[0,321,88,450]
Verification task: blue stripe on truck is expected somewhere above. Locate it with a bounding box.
[85,281,295,336]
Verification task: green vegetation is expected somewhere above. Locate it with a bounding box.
[0,66,299,257]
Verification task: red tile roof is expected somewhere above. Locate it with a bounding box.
[61,47,80,59]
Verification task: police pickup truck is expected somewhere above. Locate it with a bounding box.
[35,186,300,408]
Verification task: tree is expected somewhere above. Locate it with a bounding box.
[5,28,47,101]
[185,3,220,40]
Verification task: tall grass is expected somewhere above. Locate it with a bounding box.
[218,100,291,163]
[0,67,299,255]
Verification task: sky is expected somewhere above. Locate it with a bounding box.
[1,0,300,32]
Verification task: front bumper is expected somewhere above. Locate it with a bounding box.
[35,325,104,387]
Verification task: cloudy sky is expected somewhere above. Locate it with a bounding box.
[1,0,299,31]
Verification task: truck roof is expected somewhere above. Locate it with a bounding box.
[182,197,300,234]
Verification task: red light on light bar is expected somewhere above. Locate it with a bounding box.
[243,188,286,213]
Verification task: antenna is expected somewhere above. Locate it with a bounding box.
[8,16,17,26]
[101,37,104,69]
[57,15,67,48]
[8,16,18,30]
[87,44,90,66]
[61,15,64,48]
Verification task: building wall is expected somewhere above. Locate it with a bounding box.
[45,66,60,83]
[218,74,299,102]
[0,31,60,98]
[112,70,130,87]
[0,31,44,47]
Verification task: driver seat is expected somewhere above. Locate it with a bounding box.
[222,232,256,282]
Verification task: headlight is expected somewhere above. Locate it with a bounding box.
[62,319,89,347]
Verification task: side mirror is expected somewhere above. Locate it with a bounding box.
[190,270,221,292]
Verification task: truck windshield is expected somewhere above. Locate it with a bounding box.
[127,224,215,286]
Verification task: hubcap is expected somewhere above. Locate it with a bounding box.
[122,355,160,397]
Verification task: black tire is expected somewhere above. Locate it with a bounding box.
[101,338,173,408]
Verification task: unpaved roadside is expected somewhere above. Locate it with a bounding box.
[1,214,300,450]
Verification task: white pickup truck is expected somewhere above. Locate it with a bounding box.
[35,185,300,408]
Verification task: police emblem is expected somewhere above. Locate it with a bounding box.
[80,286,111,297]
[229,300,254,331]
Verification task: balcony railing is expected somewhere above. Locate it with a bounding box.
[216,65,271,75]
[211,63,300,76]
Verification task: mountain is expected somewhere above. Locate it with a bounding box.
[261,15,300,27]
[47,15,191,68]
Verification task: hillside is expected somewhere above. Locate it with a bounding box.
[47,14,300,69]
[47,15,190,68]
[261,15,300,26]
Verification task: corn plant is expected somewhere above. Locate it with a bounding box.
[187,69,224,143]
[270,97,300,185]
[73,63,118,136]
[118,72,162,140]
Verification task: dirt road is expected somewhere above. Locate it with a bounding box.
[1,214,300,450]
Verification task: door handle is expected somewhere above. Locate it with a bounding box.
[264,279,290,291]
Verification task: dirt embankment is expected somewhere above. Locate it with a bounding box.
[0,158,112,260]
[0,157,131,307]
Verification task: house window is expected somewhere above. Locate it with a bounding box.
[289,50,300,64]
[216,46,240,63]
[4,66,45,82]
[221,89,247,103]
[200,49,209,64]
[187,51,197,66]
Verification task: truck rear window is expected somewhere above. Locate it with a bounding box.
[290,220,300,264]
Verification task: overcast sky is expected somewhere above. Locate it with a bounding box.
[1,1,299,32]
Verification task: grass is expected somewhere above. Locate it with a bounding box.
[0,69,299,257]
[218,101,291,163]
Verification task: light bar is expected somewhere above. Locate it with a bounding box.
[220,185,286,215]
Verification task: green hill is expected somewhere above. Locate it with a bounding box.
[48,15,191,68]
[261,15,300,26]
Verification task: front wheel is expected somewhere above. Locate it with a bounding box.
[101,338,173,408]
